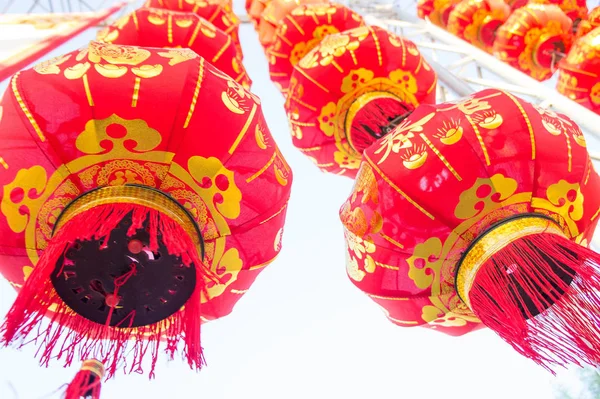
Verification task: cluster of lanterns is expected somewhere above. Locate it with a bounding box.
[0,0,599,397]
[248,0,600,375]
[417,0,600,115]
[0,0,291,397]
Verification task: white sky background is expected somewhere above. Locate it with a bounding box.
[0,0,597,398]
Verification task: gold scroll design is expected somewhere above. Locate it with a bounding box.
[298,26,370,70]
[406,173,584,327]
[1,115,241,287]
[318,68,423,171]
[288,24,341,66]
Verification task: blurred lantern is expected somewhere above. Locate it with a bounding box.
[503,0,527,9]
[0,42,291,380]
[527,0,588,28]
[266,3,364,94]
[143,0,242,55]
[416,0,462,28]
[286,26,437,178]
[248,0,270,26]
[557,27,600,115]
[341,88,600,371]
[447,0,511,53]
[576,6,600,38]
[97,8,251,88]
[493,3,573,81]
[257,0,324,47]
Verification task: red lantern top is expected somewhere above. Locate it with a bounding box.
[285,25,437,178]
[557,27,600,115]
[143,0,241,54]
[341,88,600,369]
[266,3,365,93]
[576,6,600,38]
[257,0,324,47]
[0,42,292,378]
[528,0,588,24]
[447,0,511,53]
[416,0,463,28]
[493,3,573,81]
[97,8,251,88]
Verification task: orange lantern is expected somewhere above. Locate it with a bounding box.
[528,0,588,26]
[341,88,600,371]
[266,3,365,94]
[493,3,573,81]
[286,26,437,178]
[416,0,463,28]
[257,0,325,47]
[576,6,600,38]
[557,27,600,115]
[248,0,270,26]
[447,0,511,53]
[0,42,292,381]
[143,0,242,55]
[97,8,251,88]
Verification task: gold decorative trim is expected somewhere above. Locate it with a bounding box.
[456,215,565,309]
[80,359,105,378]
[55,185,201,249]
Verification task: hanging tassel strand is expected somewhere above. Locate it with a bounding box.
[65,359,105,399]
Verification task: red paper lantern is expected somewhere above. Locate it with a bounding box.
[341,88,600,370]
[447,0,511,53]
[286,26,437,178]
[257,0,324,47]
[0,42,292,379]
[416,0,462,28]
[528,0,588,25]
[557,27,600,115]
[266,3,364,93]
[143,0,242,55]
[97,8,251,89]
[576,6,600,38]
[493,3,573,81]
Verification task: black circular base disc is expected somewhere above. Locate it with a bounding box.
[51,212,197,328]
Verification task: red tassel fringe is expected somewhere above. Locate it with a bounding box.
[348,97,414,153]
[65,359,104,399]
[469,233,600,372]
[1,203,213,378]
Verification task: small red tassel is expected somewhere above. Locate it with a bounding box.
[468,233,600,373]
[348,97,414,153]
[65,359,105,399]
[1,203,213,378]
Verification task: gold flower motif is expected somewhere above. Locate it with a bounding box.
[341,68,375,93]
[34,54,72,75]
[88,42,151,66]
[318,102,338,137]
[591,82,600,105]
[388,70,418,95]
[334,151,360,170]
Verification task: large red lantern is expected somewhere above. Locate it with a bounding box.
[447,0,511,53]
[97,8,251,88]
[576,6,600,38]
[143,0,241,54]
[286,26,437,178]
[493,3,573,81]
[257,0,324,47]
[0,42,292,379]
[416,0,462,28]
[557,27,600,115]
[341,88,600,370]
[266,3,365,94]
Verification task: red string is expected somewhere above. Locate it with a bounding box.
[104,263,138,328]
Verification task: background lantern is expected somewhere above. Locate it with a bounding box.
[340,88,600,371]
[0,41,292,379]
[493,3,573,81]
[248,0,270,27]
[576,6,600,38]
[416,0,462,28]
[97,8,251,89]
[143,0,242,55]
[257,0,324,48]
[447,0,511,54]
[528,0,588,27]
[266,3,365,94]
[557,27,600,115]
[286,25,437,178]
